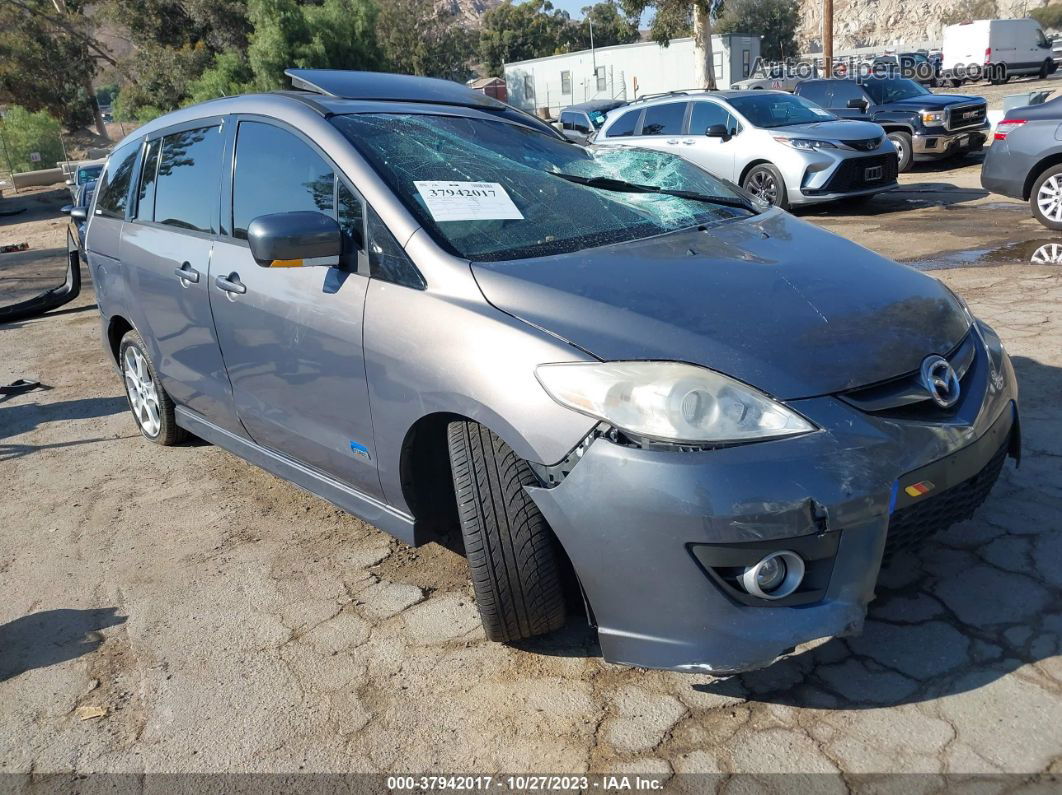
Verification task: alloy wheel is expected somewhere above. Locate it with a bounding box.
[123,345,161,437]
[747,170,779,205]
[1037,175,1062,224]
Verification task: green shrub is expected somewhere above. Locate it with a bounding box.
[1031,5,1062,30]
[0,106,65,172]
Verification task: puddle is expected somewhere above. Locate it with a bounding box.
[905,239,1062,270]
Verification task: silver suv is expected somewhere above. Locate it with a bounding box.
[83,71,1018,675]
[595,90,898,209]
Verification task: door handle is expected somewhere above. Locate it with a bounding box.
[214,272,246,296]
[174,262,200,285]
[665,138,681,145]
[681,139,696,145]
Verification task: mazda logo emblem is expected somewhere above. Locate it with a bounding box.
[920,355,961,408]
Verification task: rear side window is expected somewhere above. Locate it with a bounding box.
[604,109,640,138]
[640,102,688,135]
[153,125,223,233]
[797,82,832,108]
[232,121,335,240]
[95,142,140,220]
[561,112,590,134]
[689,102,732,135]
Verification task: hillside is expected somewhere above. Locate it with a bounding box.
[797,0,1053,50]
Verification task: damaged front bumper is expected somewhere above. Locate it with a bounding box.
[527,322,1019,673]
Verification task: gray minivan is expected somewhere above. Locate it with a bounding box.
[83,70,1019,674]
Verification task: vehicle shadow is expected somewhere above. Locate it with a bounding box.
[0,608,127,682]
[0,395,128,441]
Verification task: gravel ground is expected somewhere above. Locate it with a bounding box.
[1,158,1060,779]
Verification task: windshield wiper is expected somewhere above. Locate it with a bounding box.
[553,172,755,212]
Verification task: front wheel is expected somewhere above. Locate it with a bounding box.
[1041,59,1052,80]
[888,131,914,173]
[1030,164,1062,230]
[742,163,789,210]
[447,421,567,643]
[119,330,186,445]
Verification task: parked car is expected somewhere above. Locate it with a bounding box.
[730,63,817,92]
[594,89,897,210]
[981,95,1062,229]
[941,18,1056,85]
[66,161,103,200]
[557,99,626,144]
[871,52,940,85]
[60,179,97,252]
[84,69,1019,675]
[795,77,989,172]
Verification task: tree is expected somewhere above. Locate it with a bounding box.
[715,0,797,62]
[0,0,113,135]
[377,0,475,81]
[478,0,574,77]
[0,105,64,171]
[571,1,640,50]
[620,1,721,89]
[185,51,254,104]
[246,0,382,91]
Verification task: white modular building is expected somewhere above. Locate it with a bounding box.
[503,34,761,118]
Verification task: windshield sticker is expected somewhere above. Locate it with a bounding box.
[414,180,524,222]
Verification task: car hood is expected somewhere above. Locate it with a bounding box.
[770,119,885,139]
[889,93,983,109]
[471,211,970,400]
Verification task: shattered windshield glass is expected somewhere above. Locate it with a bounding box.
[331,113,755,262]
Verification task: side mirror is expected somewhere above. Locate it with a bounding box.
[61,204,73,215]
[247,211,341,268]
[847,98,867,110]
[706,124,731,140]
[70,207,88,221]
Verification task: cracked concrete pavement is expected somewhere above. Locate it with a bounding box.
[1,158,1060,777]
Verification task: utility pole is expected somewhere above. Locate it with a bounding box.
[823,0,834,78]
[589,17,596,71]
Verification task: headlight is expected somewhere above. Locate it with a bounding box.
[773,137,837,150]
[535,361,817,445]
[921,110,945,126]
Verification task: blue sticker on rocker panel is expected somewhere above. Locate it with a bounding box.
[349,441,371,460]
[888,480,899,515]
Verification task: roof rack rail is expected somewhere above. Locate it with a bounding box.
[629,88,714,104]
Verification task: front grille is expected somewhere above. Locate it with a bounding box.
[839,330,977,418]
[817,154,898,193]
[841,136,883,152]
[883,443,1007,562]
[946,103,987,131]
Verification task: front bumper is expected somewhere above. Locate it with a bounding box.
[528,323,1018,673]
[787,147,899,206]
[913,123,989,159]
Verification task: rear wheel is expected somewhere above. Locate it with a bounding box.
[447,420,567,642]
[742,163,789,210]
[888,131,913,173]
[1030,164,1062,230]
[119,330,186,445]
[1040,59,1052,80]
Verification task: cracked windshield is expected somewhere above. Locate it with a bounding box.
[332,113,755,262]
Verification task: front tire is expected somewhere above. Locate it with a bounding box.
[119,330,185,445]
[888,131,914,173]
[1030,164,1062,230]
[447,421,567,643]
[742,163,789,210]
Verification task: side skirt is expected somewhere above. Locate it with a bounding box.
[176,406,417,545]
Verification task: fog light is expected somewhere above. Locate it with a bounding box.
[740,551,805,600]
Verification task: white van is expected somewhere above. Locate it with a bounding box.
[942,18,1055,84]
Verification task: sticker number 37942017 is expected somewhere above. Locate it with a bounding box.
[414,180,524,222]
